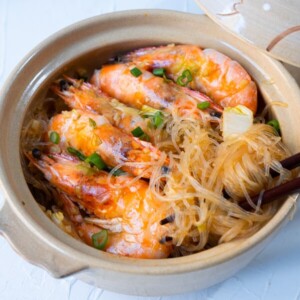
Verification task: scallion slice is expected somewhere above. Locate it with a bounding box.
[131,126,144,137]
[197,101,210,110]
[176,69,193,87]
[153,111,164,128]
[131,126,150,141]
[153,68,165,77]
[112,169,127,176]
[67,147,86,161]
[140,133,150,142]
[49,131,60,144]
[182,69,193,82]
[92,230,108,250]
[140,106,165,129]
[89,118,97,128]
[130,67,142,77]
[267,119,280,135]
[85,152,106,170]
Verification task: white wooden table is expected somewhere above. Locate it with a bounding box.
[1,1,300,299]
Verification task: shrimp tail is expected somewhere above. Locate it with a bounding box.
[58,192,103,246]
[50,76,100,110]
[121,46,160,64]
[26,151,113,210]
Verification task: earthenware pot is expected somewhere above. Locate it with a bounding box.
[0,10,299,296]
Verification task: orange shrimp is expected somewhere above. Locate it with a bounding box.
[123,44,257,113]
[52,77,151,137]
[29,153,173,258]
[57,192,101,246]
[91,63,223,121]
[47,109,167,178]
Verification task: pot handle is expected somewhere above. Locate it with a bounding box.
[0,199,87,278]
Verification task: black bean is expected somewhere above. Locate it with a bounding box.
[108,55,123,64]
[160,214,175,225]
[210,111,222,118]
[161,165,170,174]
[59,80,69,91]
[32,148,41,159]
[159,236,173,244]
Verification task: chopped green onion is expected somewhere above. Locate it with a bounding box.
[140,106,165,129]
[130,67,142,77]
[67,147,86,161]
[267,119,280,135]
[85,152,106,170]
[49,131,60,144]
[92,230,108,250]
[176,69,193,86]
[76,164,96,176]
[162,73,172,83]
[112,169,127,176]
[176,76,185,86]
[197,101,210,110]
[153,111,164,128]
[153,68,165,77]
[182,69,193,81]
[89,118,97,128]
[131,126,150,141]
[140,133,150,142]
[131,126,144,137]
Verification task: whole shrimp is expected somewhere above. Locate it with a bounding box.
[91,63,223,122]
[47,109,167,178]
[123,44,257,113]
[52,77,151,138]
[28,152,173,258]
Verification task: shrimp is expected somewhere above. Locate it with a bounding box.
[123,44,257,113]
[47,109,168,178]
[28,152,173,258]
[91,63,223,122]
[57,192,102,246]
[52,77,151,138]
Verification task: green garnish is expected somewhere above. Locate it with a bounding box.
[153,111,164,128]
[140,106,165,129]
[182,69,193,81]
[197,101,210,110]
[130,67,142,77]
[176,69,193,86]
[49,131,60,144]
[131,126,144,137]
[67,147,87,161]
[131,126,150,141]
[153,68,165,77]
[112,169,127,176]
[89,118,97,128]
[76,164,96,176]
[267,119,280,135]
[85,153,106,170]
[92,230,108,250]
[141,133,150,142]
